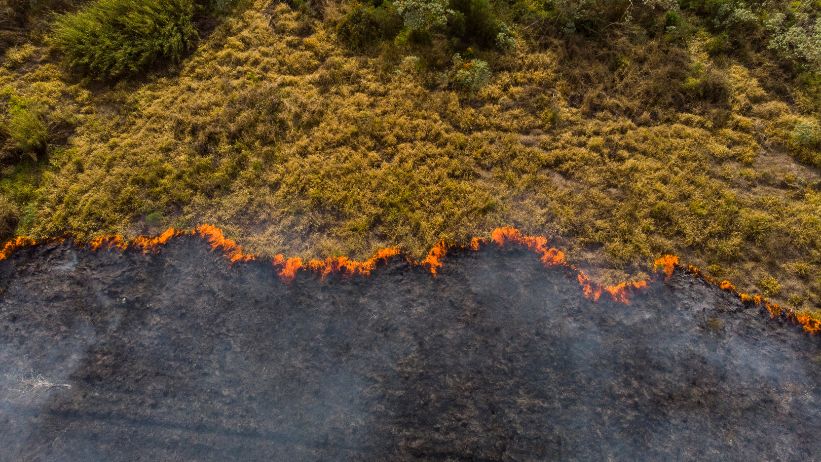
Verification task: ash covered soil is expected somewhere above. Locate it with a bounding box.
[0,238,818,461]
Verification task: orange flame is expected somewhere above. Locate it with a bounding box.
[132,227,180,251]
[678,263,818,335]
[286,247,402,280]
[719,280,736,291]
[575,272,647,303]
[577,271,603,301]
[794,312,820,335]
[89,234,127,251]
[422,240,448,275]
[653,255,679,278]
[740,293,764,305]
[0,225,816,335]
[492,227,645,302]
[195,224,255,263]
[603,280,649,304]
[491,226,566,266]
[0,236,38,260]
[273,254,303,281]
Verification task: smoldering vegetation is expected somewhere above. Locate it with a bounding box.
[0,237,818,461]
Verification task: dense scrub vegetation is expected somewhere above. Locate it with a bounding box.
[51,0,199,79]
[0,0,818,316]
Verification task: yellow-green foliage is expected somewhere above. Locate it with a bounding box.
[0,193,17,239]
[0,0,819,312]
[2,94,47,157]
[789,118,821,168]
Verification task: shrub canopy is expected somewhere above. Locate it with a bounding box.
[51,0,198,79]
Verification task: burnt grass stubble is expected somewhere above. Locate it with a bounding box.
[0,236,818,461]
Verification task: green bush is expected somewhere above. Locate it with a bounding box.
[449,53,491,92]
[679,0,755,32]
[510,0,679,39]
[705,32,731,55]
[681,63,730,104]
[3,96,48,158]
[766,11,821,70]
[788,119,821,168]
[51,0,198,79]
[395,0,450,33]
[662,9,694,44]
[0,194,18,240]
[449,0,503,48]
[758,275,782,297]
[337,4,402,50]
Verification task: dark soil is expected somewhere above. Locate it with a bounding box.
[0,237,818,461]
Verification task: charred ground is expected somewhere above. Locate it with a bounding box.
[0,238,818,461]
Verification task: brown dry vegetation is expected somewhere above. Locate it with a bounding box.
[0,0,819,311]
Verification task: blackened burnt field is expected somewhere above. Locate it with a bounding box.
[0,238,818,462]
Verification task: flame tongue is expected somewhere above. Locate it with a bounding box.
[422,241,447,275]
[89,234,128,251]
[492,227,647,303]
[274,247,402,281]
[273,255,303,280]
[577,272,603,301]
[654,255,679,279]
[0,236,38,260]
[132,227,179,250]
[795,313,820,335]
[196,225,255,263]
[491,227,567,266]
